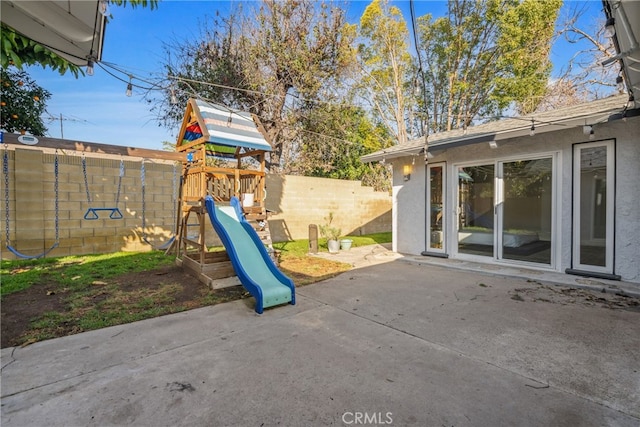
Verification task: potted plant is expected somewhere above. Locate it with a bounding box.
[340,238,353,251]
[319,212,341,254]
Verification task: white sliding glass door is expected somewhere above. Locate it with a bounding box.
[498,158,553,265]
[457,164,495,258]
[455,156,555,266]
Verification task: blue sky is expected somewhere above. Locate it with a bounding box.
[23,0,605,151]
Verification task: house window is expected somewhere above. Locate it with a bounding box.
[572,141,615,274]
[427,163,445,252]
[457,164,495,258]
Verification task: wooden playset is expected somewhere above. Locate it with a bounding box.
[171,98,274,287]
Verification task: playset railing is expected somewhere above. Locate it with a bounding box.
[182,167,265,207]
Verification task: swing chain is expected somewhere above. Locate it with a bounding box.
[54,151,59,241]
[141,161,146,230]
[3,145,11,246]
[115,158,124,206]
[82,156,124,207]
[140,160,178,248]
[2,147,59,249]
[171,162,177,228]
[82,154,91,204]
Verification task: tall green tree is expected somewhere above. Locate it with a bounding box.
[158,0,356,172]
[242,0,356,170]
[417,0,561,133]
[494,0,561,114]
[293,102,393,190]
[0,68,50,135]
[357,0,414,145]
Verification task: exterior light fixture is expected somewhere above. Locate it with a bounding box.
[583,124,595,139]
[86,59,94,76]
[616,75,624,92]
[489,141,498,149]
[403,163,412,181]
[604,17,616,38]
[529,119,536,136]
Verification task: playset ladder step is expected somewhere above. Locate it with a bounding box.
[243,207,273,248]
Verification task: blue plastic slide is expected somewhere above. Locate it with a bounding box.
[204,195,295,314]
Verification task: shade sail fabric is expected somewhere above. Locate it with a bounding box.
[192,99,271,153]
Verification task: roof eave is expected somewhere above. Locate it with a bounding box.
[361,145,423,163]
[1,1,107,66]
[361,104,639,163]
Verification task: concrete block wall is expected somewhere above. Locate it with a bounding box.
[265,175,392,242]
[1,147,391,259]
[2,148,178,260]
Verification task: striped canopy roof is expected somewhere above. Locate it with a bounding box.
[177,99,271,156]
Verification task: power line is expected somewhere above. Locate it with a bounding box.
[44,111,90,139]
[91,43,628,142]
[95,58,364,113]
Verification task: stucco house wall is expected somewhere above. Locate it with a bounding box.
[612,118,640,282]
[389,115,639,284]
[392,158,426,254]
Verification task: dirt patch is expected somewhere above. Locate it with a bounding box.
[1,281,68,348]
[1,265,247,349]
[509,282,640,311]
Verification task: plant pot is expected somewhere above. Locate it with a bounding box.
[340,239,353,251]
[327,239,340,254]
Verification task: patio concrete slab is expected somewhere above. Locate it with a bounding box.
[2,250,639,426]
[401,253,640,299]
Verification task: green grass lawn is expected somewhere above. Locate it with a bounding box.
[1,251,175,297]
[1,232,391,347]
[273,232,391,259]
